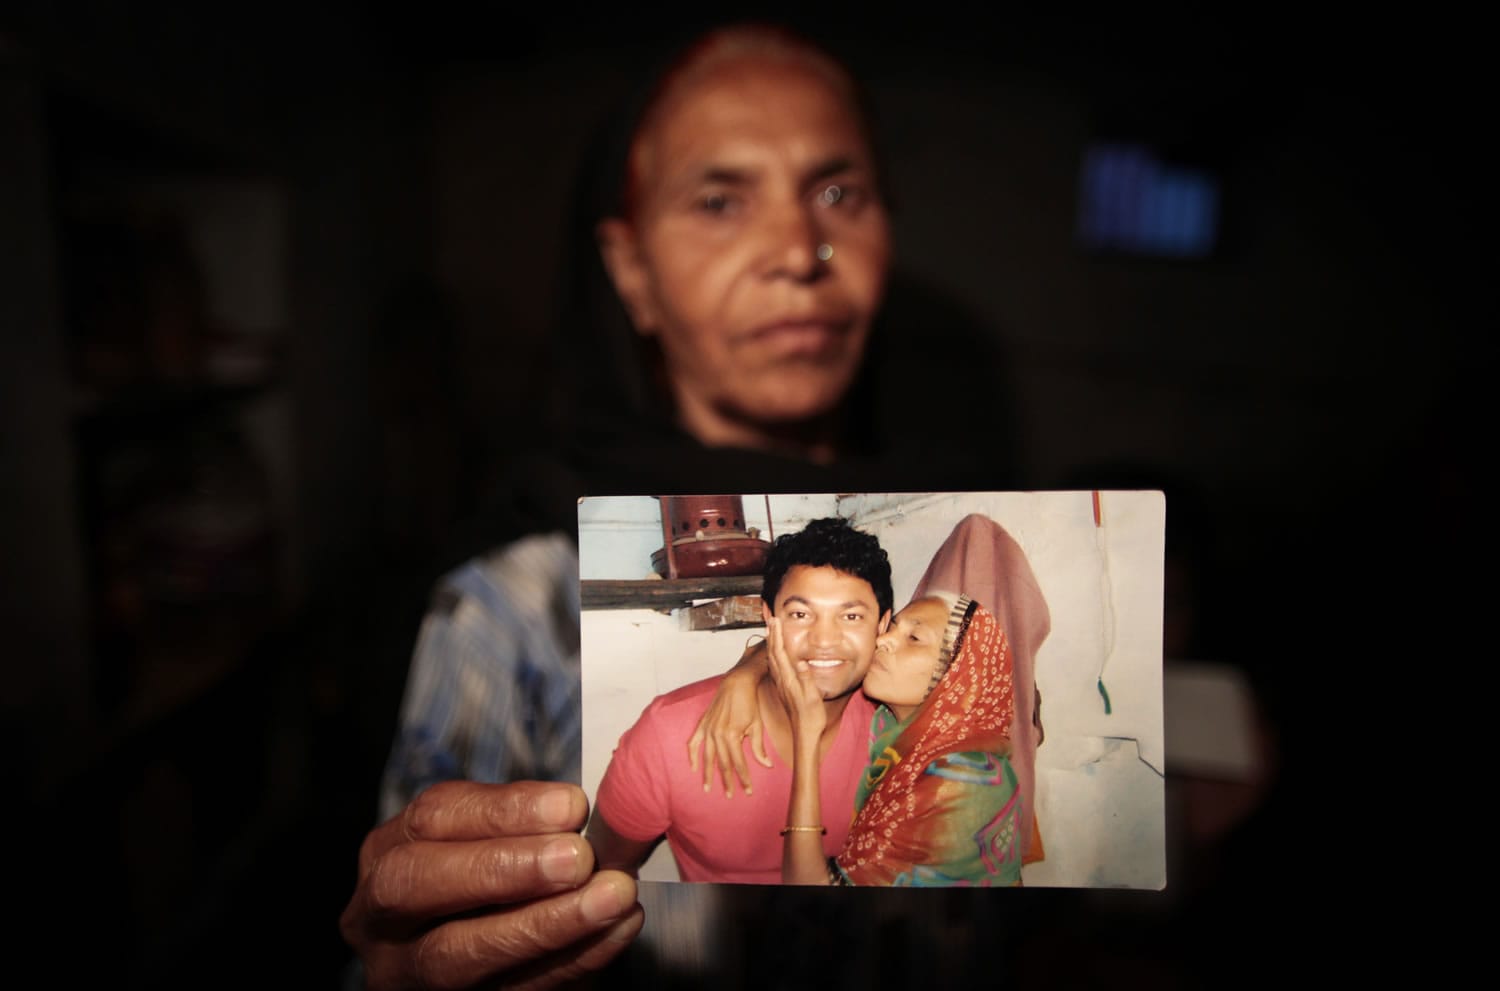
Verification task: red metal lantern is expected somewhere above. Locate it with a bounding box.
[652,495,771,579]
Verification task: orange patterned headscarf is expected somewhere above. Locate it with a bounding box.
[836,599,1016,881]
[911,514,1050,864]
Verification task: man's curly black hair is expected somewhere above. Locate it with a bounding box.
[761,517,893,617]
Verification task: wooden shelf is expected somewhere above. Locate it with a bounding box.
[581,575,763,611]
[679,595,765,631]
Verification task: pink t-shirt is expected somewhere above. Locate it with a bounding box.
[594,674,875,884]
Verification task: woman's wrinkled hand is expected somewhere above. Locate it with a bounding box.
[340,780,644,990]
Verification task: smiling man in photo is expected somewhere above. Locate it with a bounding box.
[586,517,892,882]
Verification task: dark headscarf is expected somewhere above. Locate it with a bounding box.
[443,19,1024,566]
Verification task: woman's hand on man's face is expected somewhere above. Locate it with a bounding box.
[766,616,828,743]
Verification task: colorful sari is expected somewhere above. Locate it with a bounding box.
[911,513,1050,865]
[833,597,1023,886]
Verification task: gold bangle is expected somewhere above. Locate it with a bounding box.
[780,825,826,835]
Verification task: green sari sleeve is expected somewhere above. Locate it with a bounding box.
[846,748,1024,887]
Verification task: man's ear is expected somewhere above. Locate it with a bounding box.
[596,218,659,336]
[762,600,775,624]
[878,609,892,634]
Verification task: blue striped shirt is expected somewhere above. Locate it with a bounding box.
[379,532,582,821]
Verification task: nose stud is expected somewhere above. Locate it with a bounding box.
[816,243,834,262]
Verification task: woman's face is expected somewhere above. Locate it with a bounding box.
[863,596,950,710]
[597,54,891,440]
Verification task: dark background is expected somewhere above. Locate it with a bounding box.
[2,5,1480,986]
